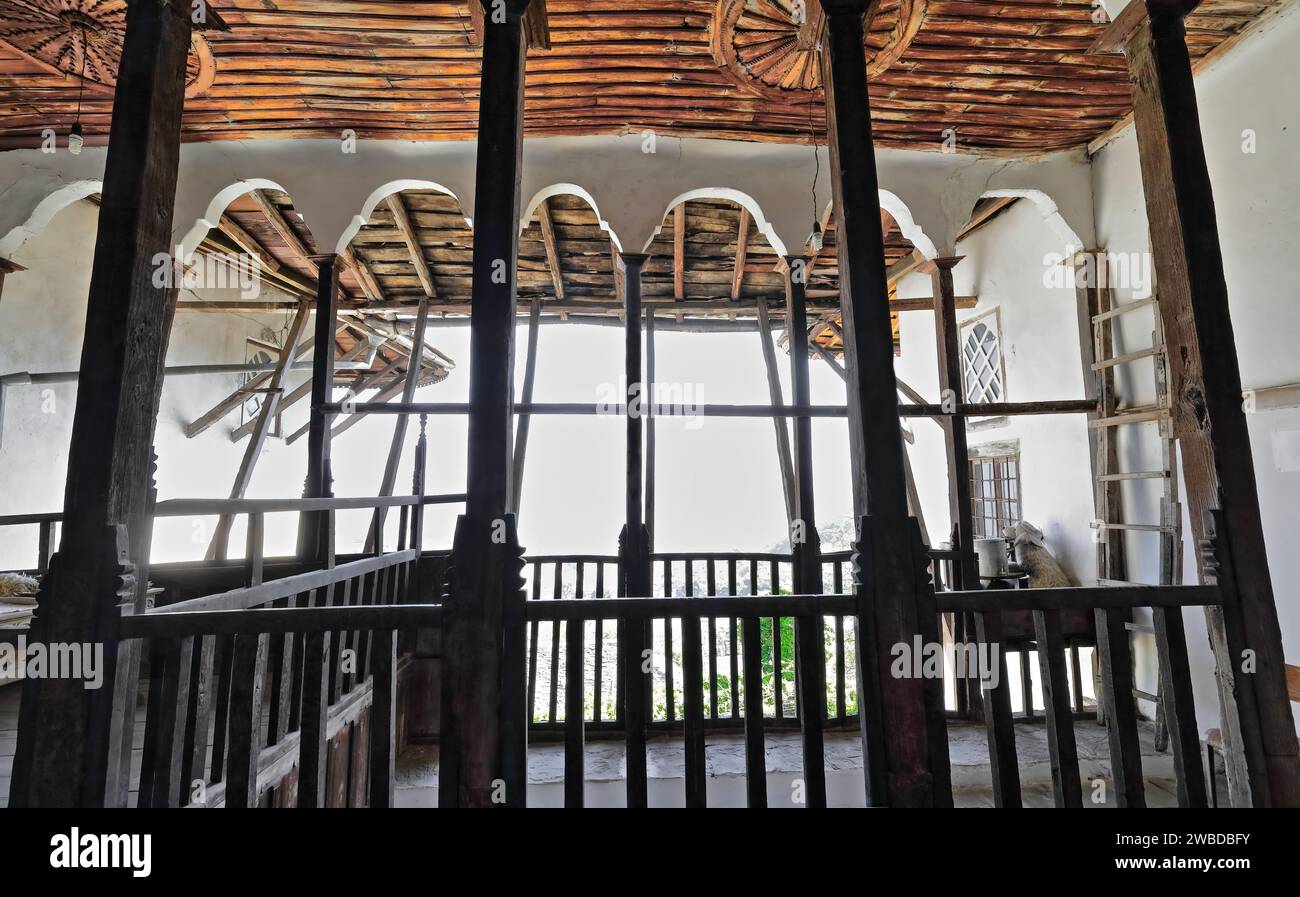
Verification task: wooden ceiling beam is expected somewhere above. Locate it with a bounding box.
[217,214,280,274]
[956,196,1018,242]
[468,0,550,50]
[887,249,928,286]
[249,188,314,265]
[730,207,752,301]
[386,193,438,299]
[340,245,387,304]
[537,198,566,301]
[672,203,686,302]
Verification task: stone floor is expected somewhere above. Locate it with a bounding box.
[395,719,1197,808]
[0,682,1214,808]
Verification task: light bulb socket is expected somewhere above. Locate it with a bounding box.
[68,122,84,155]
[808,221,824,253]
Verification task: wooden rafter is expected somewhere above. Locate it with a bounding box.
[340,245,386,304]
[249,189,313,264]
[537,198,566,301]
[184,333,317,438]
[730,207,752,301]
[284,350,403,445]
[218,214,280,274]
[386,193,437,299]
[672,203,686,301]
[207,299,312,559]
[229,332,367,442]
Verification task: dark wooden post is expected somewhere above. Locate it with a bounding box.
[9,0,196,807]
[924,257,978,589]
[925,256,983,721]
[300,254,340,567]
[819,0,951,807]
[1103,0,1300,807]
[439,0,537,809]
[645,310,657,550]
[784,256,826,806]
[509,298,542,515]
[618,252,652,808]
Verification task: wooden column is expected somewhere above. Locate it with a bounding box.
[757,298,798,525]
[509,297,542,515]
[784,256,826,807]
[1109,0,1299,806]
[366,295,430,551]
[618,252,651,807]
[621,253,650,556]
[926,256,983,721]
[645,309,657,550]
[300,255,340,566]
[820,0,950,808]
[10,0,195,807]
[924,257,979,589]
[440,0,536,809]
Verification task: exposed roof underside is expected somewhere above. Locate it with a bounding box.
[185,187,1013,364]
[0,0,1286,153]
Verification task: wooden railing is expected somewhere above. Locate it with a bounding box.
[117,547,428,807]
[106,545,1220,808]
[932,582,1222,807]
[515,577,1221,807]
[0,492,466,578]
[519,547,978,734]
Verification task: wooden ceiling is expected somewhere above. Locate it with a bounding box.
[191,188,456,391]
[0,0,1286,153]
[184,186,1013,368]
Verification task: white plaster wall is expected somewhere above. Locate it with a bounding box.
[0,136,1096,278]
[893,200,1097,583]
[1091,4,1300,735]
[0,198,451,568]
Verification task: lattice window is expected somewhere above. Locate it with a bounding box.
[969,453,1021,539]
[961,318,1004,404]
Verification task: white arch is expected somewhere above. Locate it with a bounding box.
[809,191,938,260]
[976,188,1084,255]
[878,188,939,260]
[0,179,102,261]
[644,187,788,257]
[335,179,468,255]
[175,177,295,262]
[521,183,623,252]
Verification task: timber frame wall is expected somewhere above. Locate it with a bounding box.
[3,0,1297,808]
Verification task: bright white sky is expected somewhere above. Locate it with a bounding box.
[400,320,858,557]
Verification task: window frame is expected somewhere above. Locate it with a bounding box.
[958,307,1007,406]
[968,448,1021,540]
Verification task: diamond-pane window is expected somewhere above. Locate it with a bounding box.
[962,319,1003,404]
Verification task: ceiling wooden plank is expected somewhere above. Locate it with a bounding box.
[386,192,438,298]
[537,197,566,301]
[730,207,752,301]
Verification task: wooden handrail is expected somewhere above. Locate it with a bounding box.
[525,593,857,621]
[0,493,466,527]
[321,399,1097,419]
[153,548,420,614]
[935,583,1221,613]
[121,602,442,639]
